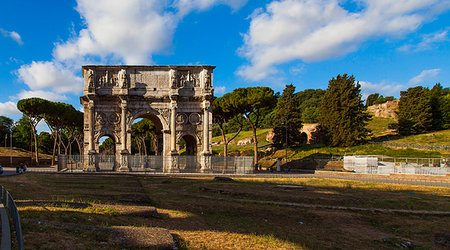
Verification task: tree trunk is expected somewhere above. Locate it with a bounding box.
[142,137,147,156]
[51,131,58,166]
[29,121,39,166]
[245,115,258,170]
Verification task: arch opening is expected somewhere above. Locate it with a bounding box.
[179,134,197,156]
[130,113,164,156]
[97,135,116,171]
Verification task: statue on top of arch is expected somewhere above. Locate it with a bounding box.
[118,69,127,88]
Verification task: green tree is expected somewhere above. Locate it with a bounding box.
[366,93,380,107]
[0,116,13,147]
[17,98,51,165]
[131,119,155,155]
[295,89,325,123]
[12,116,32,150]
[42,101,77,164]
[397,86,433,135]
[213,96,243,157]
[272,84,304,147]
[221,87,276,167]
[319,74,370,146]
[38,132,53,155]
[99,137,115,154]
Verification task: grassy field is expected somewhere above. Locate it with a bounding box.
[1,173,449,249]
[389,130,450,146]
[0,147,52,158]
[366,117,397,138]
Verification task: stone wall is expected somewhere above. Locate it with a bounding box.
[0,156,52,167]
[367,100,399,119]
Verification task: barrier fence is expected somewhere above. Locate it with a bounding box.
[57,154,255,174]
[0,185,24,250]
[344,155,450,175]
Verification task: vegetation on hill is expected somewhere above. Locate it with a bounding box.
[319,74,371,146]
[366,93,395,107]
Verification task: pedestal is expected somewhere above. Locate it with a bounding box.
[200,155,212,173]
[119,150,130,172]
[85,150,97,172]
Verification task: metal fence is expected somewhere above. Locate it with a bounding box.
[58,154,254,174]
[344,155,450,175]
[0,185,24,250]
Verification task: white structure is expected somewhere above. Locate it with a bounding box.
[80,65,214,171]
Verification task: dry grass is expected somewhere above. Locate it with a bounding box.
[1,173,449,249]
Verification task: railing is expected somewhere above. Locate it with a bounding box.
[344,155,450,175]
[0,185,24,250]
[58,155,255,174]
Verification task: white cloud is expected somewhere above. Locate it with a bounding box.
[409,68,440,84]
[53,0,247,64]
[359,80,405,99]
[214,86,226,95]
[14,90,68,102]
[17,61,83,94]
[0,28,23,45]
[0,101,21,117]
[174,0,248,16]
[16,0,246,100]
[238,0,450,81]
[399,28,449,52]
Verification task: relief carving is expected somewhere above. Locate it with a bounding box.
[189,113,202,125]
[95,112,106,126]
[172,71,200,88]
[176,113,188,125]
[108,113,121,125]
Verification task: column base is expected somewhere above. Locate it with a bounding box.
[118,166,130,172]
[85,166,97,172]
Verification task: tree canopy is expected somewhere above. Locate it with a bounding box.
[220,87,276,167]
[272,84,304,147]
[319,74,370,146]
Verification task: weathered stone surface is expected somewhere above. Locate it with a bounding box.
[80,65,215,171]
[367,100,399,119]
[300,124,322,144]
[237,137,253,145]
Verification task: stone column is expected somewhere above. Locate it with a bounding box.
[86,99,96,172]
[119,99,130,172]
[120,100,127,152]
[202,100,211,155]
[170,100,178,155]
[88,100,95,152]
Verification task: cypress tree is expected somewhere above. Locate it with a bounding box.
[273,84,304,147]
[319,74,370,146]
[397,86,433,135]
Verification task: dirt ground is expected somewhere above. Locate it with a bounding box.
[1,173,449,249]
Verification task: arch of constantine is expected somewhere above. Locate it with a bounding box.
[80,65,214,171]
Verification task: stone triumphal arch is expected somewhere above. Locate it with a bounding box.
[80,65,214,171]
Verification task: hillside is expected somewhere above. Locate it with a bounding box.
[0,147,52,159]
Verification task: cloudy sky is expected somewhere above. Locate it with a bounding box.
[1,0,449,122]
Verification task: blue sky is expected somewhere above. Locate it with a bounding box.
[1,0,449,123]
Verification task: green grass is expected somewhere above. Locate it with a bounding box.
[212,128,271,145]
[366,116,396,138]
[2,174,449,249]
[390,129,450,146]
